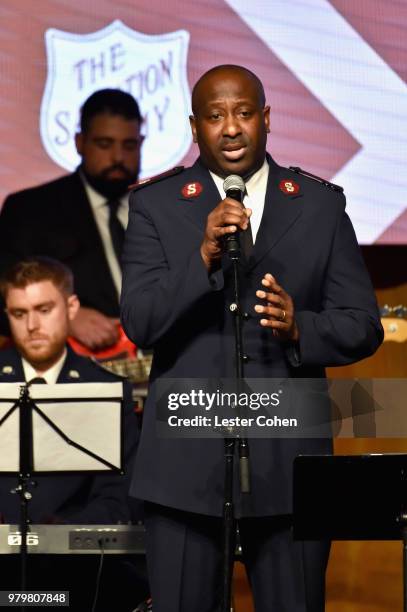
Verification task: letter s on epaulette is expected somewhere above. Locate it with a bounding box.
[289,166,344,193]
[129,166,185,193]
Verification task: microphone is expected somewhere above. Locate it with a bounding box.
[223,174,245,258]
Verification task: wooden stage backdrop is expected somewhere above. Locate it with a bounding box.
[233,283,407,611]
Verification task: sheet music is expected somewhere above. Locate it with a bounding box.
[0,382,123,473]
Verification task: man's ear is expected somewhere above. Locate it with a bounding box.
[75,132,83,156]
[67,294,80,322]
[264,106,271,133]
[189,115,198,144]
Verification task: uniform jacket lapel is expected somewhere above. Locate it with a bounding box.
[0,349,24,381]
[246,155,303,272]
[176,158,221,234]
[57,346,85,383]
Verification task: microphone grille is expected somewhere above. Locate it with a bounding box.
[223,174,245,194]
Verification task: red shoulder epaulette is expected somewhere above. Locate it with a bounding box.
[289,166,344,193]
[129,166,185,192]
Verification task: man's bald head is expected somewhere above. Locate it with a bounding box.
[189,64,270,179]
[191,65,266,116]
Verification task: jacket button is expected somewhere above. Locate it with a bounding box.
[242,355,250,363]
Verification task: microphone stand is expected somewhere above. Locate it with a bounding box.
[18,384,31,600]
[5,383,35,612]
[0,382,38,612]
[221,228,251,612]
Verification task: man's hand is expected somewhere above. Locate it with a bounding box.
[69,306,120,350]
[254,273,299,342]
[200,198,251,270]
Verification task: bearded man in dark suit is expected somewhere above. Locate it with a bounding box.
[0,89,143,351]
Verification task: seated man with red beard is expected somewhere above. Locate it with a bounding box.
[0,257,148,612]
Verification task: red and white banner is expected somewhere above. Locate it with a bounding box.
[0,0,406,243]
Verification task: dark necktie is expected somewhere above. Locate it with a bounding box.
[27,377,47,385]
[240,192,254,259]
[107,199,125,266]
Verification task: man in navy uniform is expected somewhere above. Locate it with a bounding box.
[120,65,383,611]
[0,257,147,611]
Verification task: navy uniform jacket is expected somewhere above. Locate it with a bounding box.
[120,156,383,518]
[0,346,138,524]
[0,172,119,321]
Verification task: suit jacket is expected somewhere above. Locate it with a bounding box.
[0,172,119,319]
[0,346,139,524]
[120,156,383,518]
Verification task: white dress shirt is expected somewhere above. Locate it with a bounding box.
[22,348,67,384]
[209,159,269,243]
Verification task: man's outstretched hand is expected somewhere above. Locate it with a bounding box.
[254,273,299,342]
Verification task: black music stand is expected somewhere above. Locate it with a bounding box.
[0,381,124,611]
[293,454,407,611]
